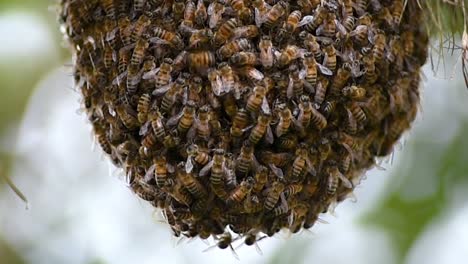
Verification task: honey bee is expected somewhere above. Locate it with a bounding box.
[195,0,208,26]
[287,65,304,99]
[284,10,302,33]
[316,11,336,38]
[322,41,337,72]
[229,0,252,23]
[345,107,357,134]
[151,27,184,50]
[233,25,259,40]
[118,48,130,74]
[172,0,185,21]
[153,58,173,88]
[187,51,216,75]
[258,35,274,68]
[264,181,285,211]
[95,125,112,154]
[314,76,329,106]
[279,45,306,67]
[252,0,271,27]
[326,166,353,197]
[350,24,370,45]
[155,78,185,114]
[253,165,268,193]
[207,68,223,96]
[223,93,238,118]
[208,0,225,29]
[343,85,366,100]
[217,38,252,60]
[330,63,352,96]
[236,141,256,176]
[133,0,146,13]
[297,95,313,129]
[246,85,268,114]
[261,1,288,29]
[183,0,196,27]
[362,54,377,84]
[212,18,237,47]
[347,101,367,124]
[238,66,264,82]
[201,149,229,199]
[148,109,166,141]
[186,144,210,168]
[213,232,238,254]
[167,180,194,206]
[276,133,298,151]
[172,51,187,73]
[392,0,404,27]
[372,30,386,63]
[272,195,289,216]
[227,177,255,205]
[298,31,322,62]
[243,195,263,213]
[131,14,151,43]
[177,162,207,198]
[284,184,303,197]
[137,93,151,124]
[103,45,115,69]
[249,111,273,145]
[154,155,169,187]
[169,100,196,135]
[130,181,156,201]
[275,104,293,137]
[230,108,250,138]
[118,16,132,46]
[290,143,316,181]
[188,29,213,50]
[218,62,236,94]
[231,52,257,66]
[401,31,414,57]
[300,5,327,32]
[116,103,139,129]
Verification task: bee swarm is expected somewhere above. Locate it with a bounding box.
[59,0,428,247]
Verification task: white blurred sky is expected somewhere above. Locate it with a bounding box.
[1,10,468,264]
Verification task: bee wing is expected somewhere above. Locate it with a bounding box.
[185,157,194,173]
[166,110,184,127]
[211,74,223,96]
[265,125,274,144]
[254,8,264,27]
[261,97,271,114]
[337,170,353,188]
[142,68,160,80]
[152,84,172,96]
[112,71,128,86]
[199,160,214,177]
[186,122,197,141]
[287,76,294,99]
[148,37,171,45]
[242,124,254,133]
[298,15,314,27]
[335,19,347,35]
[304,158,317,177]
[139,121,152,136]
[144,164,156,182]
[292,115,304,133]
[269,164,284,179]
[317,63,333,76]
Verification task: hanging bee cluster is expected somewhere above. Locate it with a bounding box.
[59,0,428,248]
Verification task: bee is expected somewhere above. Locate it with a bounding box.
[279,45,306,67]
[272,194,289,216]
[116,103,139,129]
[187,144,210,167]
[95,125,112,155]
[350,24,370,46]
[372,30,386,63]
[243,195,263,213]
[258,35,274,68]
[207,68,223,96]
[330,63,352,96]
[187,51,216,75]
[183,0,196,27]
[345,107,357,134]
[230,108,250,138]
[177,162,207,198]
[238,66,264,82]
[214,232,238,252]
[246,85,268,114]
[249,111,273,145]
[236,141,256,176]
[218,62,236,94]
[137,93,151,124]
[212,18,237,47]
[262,1,288,29]
[118,48,130,74]
[172,50,187,73]
[258,151,291,178]
[201,149,229,199]
[326,166,353,197]
[217,38,252,60]
[276,133,298,151]
[283,10,302,33]
[103,45,115,69]
[140,57,157,92]
[152,27,184,50]
[231,52,257,66]
[275,104,293,137]
[322,41,337,72]
[223,93,238,118]
[171,101,196,134]
[131,14,151,43]
[155,78,185,114]
[290,143,316,181]
[401,31,414,57]
[154,155,169,187]
[314,76,329,107]
[284,184,303,197]
[153,58,173,88]
[392,0,404,27]
[118,16,132,46]
[362,54,377,84]
[296,95,312,129]
[298,31,322,62]
[130,181,156,201]
[188,29,213,50]
[233,25,259,40]
[354,0,368,16]
[252,0,270,27]
[208,0,225,29]
[286,65,304,99]
[227,177,255,205]
[172,0,185,21]
[229,0,252,23]
[253,165,268,193]
[195,0,207,26]
[302,53,332,89]
[316,11,336,38]
[133,0,146,13]
[146,109,166,142]
[264,181,285,211]
[300,5,327,32]
[343,85,366,100]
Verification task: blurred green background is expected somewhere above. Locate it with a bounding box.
[1,1,468,264]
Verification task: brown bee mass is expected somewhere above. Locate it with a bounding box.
[59,0,428,248]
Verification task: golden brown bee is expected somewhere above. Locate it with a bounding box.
[298,31,322,62]
[152,27,184,50]
[227,177,255,205]
[297,96,312,130]
[317,11,336,38]
[195,0,208,26]
[284,10,302,33]
[343,85,367,100]
[301,5,327,32]
[392,0,404,27]
[262,1,288,29]
[252,0,270,27]
[223,93,238,118]
[231,52,257,66]
[290,143,316,181]
[322,41,337,72]
[200,149,229,199]
[218,62,236,94]
[116,103,139,129]
[188,29,213,50]
[148,109,166,140]
[276,133,298,151]
[208,0,225,29]
[330,63,352,96]
[264,181,285,211]
[253,165,268,193]
[212,18,237,47]
[171,101,196,134]
[183,0,196,27]
[275,104,293,137]
[347,101,367,124]
[279,45,305,67]
[103,45,115,69]
[118,16,132,46]
[237,66,265,82]
[167,181,194,206]
[246,85,268,114]
[243,195,263,213]
[130,181,156,201]
[95,125,112,155]
[233,25,259,40]
[258,35,273,68]
[177,162,207,198]
[154,155,169,187]
[286,65,304,99]
[345,107,358,134]
[217,38,252,60]
[249,111,273,145]
[172,0,185,21]
[326,165,353,197]
[236,141,256,176]
[131,14,151,43]
[187,144,210,167]
[284,184,303,197]
[214,232,237,251]
[187,51,216,75]
[401,31,414,56]
[118,48,130,74]
[362,54,378,84]
[229,0,252,23]
[207,68,223,96]
[156,78,185,114]
[314,76,329,107]
[153,58,173,88]
[230,108,250,138]
[137,93,151,124]
[133,0,146,13]
[372,30,386,63]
